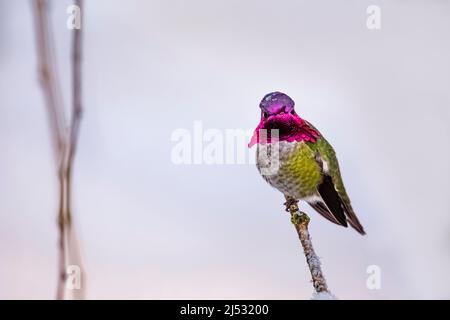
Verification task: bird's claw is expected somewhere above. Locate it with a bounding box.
[284,197,298,212]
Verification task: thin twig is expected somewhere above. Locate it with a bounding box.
[32,0,66,159]
[66,0,83,220]
[69,0,83,162]
[65,0,85,299]
[32,0,68,300]
[285,196,331,294]
[32,0,85,299]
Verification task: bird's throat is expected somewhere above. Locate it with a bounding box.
[249,114,320,147]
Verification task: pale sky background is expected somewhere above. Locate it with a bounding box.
[0,0,449,299]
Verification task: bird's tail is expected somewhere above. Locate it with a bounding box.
[309,175,366,235]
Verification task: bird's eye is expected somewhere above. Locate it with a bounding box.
[263,112,269,118]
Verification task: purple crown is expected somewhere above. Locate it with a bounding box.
[259,92,295,115]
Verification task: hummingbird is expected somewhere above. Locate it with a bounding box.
[249,92,365,235]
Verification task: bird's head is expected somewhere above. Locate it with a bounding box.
[260,91,295,119]
[257,91,300,134]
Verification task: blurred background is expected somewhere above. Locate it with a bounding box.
[0,0,449,299]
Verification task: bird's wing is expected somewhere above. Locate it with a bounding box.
[304,121,366,235]
[308,201,344,226]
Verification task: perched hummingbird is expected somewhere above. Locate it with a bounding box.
[249,92,365,235]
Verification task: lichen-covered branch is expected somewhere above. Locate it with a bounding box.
[285,196,333,296]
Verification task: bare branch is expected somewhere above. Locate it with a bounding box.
[65,0,85,300]
[32,0,85,300]
[32,0,67,159]
[32,0,68,300]
[68,0,83,165]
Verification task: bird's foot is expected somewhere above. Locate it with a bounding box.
[284,196,299,212]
